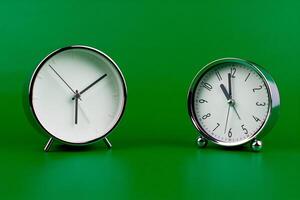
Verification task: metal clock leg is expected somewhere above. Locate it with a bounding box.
[44,137,53,152]
[197,136,208,148]
[103,137,112,149]
[251,139,262,152]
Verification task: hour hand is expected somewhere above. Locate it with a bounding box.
[80,74,107,95]
[220,84,231,101]
[72,74,107,100]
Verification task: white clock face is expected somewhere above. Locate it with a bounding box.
[193,62,270,145]
[30,47,126,144]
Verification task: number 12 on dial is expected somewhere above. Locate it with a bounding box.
[188,58,280,151]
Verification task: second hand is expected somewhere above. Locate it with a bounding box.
[224,104,231,134]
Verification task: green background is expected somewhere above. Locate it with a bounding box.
[1,0,299,199]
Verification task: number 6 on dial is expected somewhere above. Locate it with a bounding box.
[188,58,280,151]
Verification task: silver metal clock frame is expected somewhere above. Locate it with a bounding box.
[188,58,280,151]
[29,45,128,152]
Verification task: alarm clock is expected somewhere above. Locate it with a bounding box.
[188,58,280,151]
[29,45,127,151]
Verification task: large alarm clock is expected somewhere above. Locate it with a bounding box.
[29,45,127,151]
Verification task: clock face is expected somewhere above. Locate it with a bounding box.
[191,60,270,145]
[30,46,126,144]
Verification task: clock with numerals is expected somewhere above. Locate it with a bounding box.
[188,58,280,151]
[29,45,127,151]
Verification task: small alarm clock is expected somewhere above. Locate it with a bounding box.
[188,58,280,151]
[29,45,127,151]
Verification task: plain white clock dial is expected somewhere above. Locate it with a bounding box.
[30,46,127,144]
[192,62,270,145]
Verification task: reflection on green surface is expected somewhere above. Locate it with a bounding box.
[2,142,300,200]
[1,0,300,199]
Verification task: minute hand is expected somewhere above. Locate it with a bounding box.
[228,73,232,98]
[79,74,107,96]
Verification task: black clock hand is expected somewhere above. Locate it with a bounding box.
[227,73,241,120]
[220,84,230,101]
[49,65,76,95]
[228,73,232,98]
[72,74,107,100]
[80,73,107,95]
[75,90,79,124]
[221,82,241,120]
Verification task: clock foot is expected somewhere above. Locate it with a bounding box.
[44,138,53,152]
[103,137,112,149]
[251,139,262,152]
[197,136,208,148]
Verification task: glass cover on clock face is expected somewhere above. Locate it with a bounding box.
[192,62,270,145]
[30,47,126,144]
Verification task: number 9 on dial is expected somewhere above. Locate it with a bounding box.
[188,58,280,151]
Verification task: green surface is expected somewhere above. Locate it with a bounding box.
[1,0,300,199]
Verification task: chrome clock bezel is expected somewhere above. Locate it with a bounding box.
[29,45,128,146]
[188,58,280,147]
